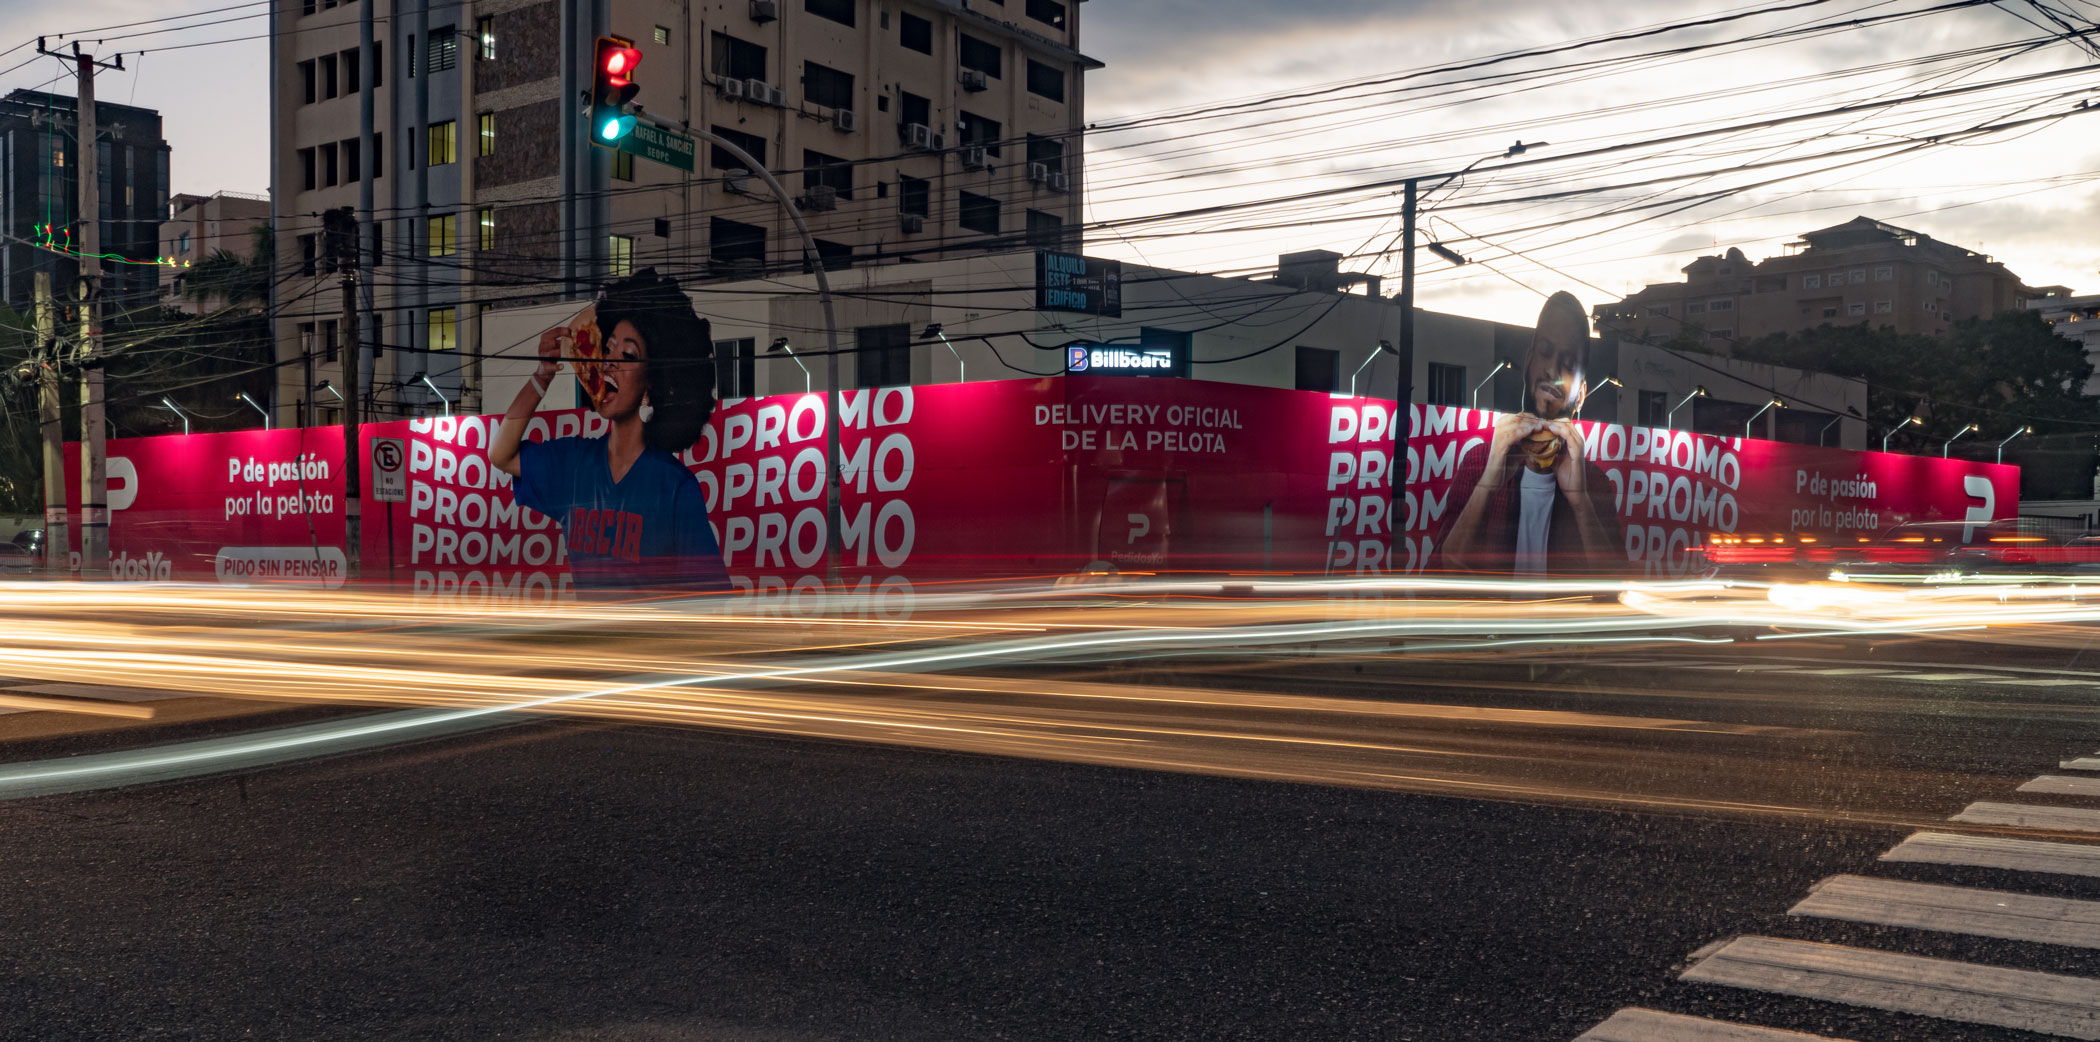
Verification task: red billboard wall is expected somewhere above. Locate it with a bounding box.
[63,378,2012,593]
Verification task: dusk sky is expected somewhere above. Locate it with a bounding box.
[2,0,2095,325]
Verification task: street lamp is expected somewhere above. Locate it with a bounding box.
[316,380,345,403]
[412,372,451,416]
[1883,414,1919,453]
[160,396,191,436]
[922,323,964,383]
[1666,386,1707,429]
[1574,376,1620,420]
[1943,422,1978,458]
[1425,242,1469,267]
[236,391,270,430]
[1348,340,1390,397]
[1997,425,2034,463]
[1745,397,1784,440]
[1470,360,1508,410]
[768,337,810,393]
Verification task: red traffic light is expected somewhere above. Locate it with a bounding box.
[590,36,643,146]
[604,45,640,78]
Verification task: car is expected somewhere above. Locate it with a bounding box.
[0,541,34,575]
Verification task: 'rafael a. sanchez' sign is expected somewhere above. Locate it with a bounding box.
[1067,343,1187,377]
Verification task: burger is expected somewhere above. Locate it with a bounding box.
[1520,426,1564,474]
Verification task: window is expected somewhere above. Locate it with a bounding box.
[803,150,852,199]
[342,137,361,183]
[710,216,766,272]
[1874,265,1892,281]
[958,111,1001,155]
[1847,269,1865,284]
[373,41,383,87]
[653,25,669,45]
[806,0,855,27]
[1822,307,1838,318]
[1026,209,1063,250]
[960,34,1001,78]
[1708,328,1731,339]
[609,234,634,278]
[408,33,415,77]
[1295,346,1339,392]
[899,13,932,53]
[478,112,494,156]
[321,319,339,363]
[804,62,854,110]
[320,53,339,98]
[1709,298,1733,312]
[1427,363,1465,407]
[372,131,383,178]
[1638,390,1668,427]
[715,338,757,399]
[1026,60,1065,102]
[1828,270,1844,285]
[477,16,495,60]
[812,239,854,273]
[299,234,319,275]
[899,91,931,130]
[299,147,316,191]
[1685,302,1706,315]
[1874,299,1892,314]
[427,212,457,256]
[300,60,316,105]
[855,323,912,388]
[298,322,316,362]
[709,125,767,170]
[1027,0,1067,28]
[428,28,457,73]
[898,174,929,216]
[321,142,339,186]
[1802,274,1821,289]
[428,307,457,352]
[1027,134,1065,173]
[958,191,1000,235]
[427,120,456,165]
[478,207,494,251]
[612,149,633,181]
[711,32,766,81]
[1650,305,1669,316]
[1923,300,1935,312]
[1847,302,1865,316]
[178,231,191,253]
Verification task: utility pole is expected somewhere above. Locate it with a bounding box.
[33,272,65,574]
[39,39,125,578]
[326,207,362,582]
[1391,179,1416,575]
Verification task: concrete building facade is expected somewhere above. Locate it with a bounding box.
[270,0,1096,427]
[0,89,169,317]
[1594,216,2041,350]
[159,191,272,313]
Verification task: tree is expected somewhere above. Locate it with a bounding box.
[0,303,38,514]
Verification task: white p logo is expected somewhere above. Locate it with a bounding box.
[1126,513,1151,545]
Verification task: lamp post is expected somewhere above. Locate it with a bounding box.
[1574,376,1620,420]
[413,372,451,416]
[1744,397,1784,440]
[1883,414,1918,453]
[1348,340,1389,397]
[1666,386,1707,429]
[922,323,964,383]
[237,392,271,430]
[160,396,190,436]
[768,337,811,393]
[1943,423,1978,458]
[1997,425,2033,464]
[1470,360,1508,411]
[1818,414,1842,446]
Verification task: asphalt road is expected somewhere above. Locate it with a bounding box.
[6,637,2100,1042]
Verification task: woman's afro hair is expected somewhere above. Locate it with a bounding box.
[594,267,716,453]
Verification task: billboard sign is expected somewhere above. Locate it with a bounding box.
[1035,250,1123,317]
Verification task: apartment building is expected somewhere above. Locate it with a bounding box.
[159,191,272,314]
[0,89,169,317]
[270,0,1097,427]
[1593,216,2040,350]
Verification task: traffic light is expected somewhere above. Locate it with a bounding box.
[590,35,642,146]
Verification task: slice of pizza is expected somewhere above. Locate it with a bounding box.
[566,306,607,409]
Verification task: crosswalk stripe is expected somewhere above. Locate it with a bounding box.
[2021,775,2100,797]
[2064,757,2100,771]
[1792,874,2100,948]
[1884,831,2100,878]
[1680,935,2100,1039]
[1574,1007,1853,1041]
[1952,802,2100,831]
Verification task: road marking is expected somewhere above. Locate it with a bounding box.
[1952,802,2100,832]
[2022,775,2100,797]
[1680,935,2100,1039]
[2063,757,2100,771]
[1884,831,2100,878]
[1575,1007,1852,1040]
[1984,678,2100,687]
[1772,668,1894,676]
[1879,672,2001,681]
[1792,874,2100,948]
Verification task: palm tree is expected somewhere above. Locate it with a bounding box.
[181,225,273,311]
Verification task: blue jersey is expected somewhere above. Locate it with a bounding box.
[512,435,728,592]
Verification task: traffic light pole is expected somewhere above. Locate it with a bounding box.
[69,46,119,578]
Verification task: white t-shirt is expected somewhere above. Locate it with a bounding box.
[1514,467,1558,575]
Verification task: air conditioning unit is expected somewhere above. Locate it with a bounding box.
[721,78,747,101]
[724,168,752,194]
[1027,162,1050,185]
[899,213,925,234]
[959,68,987,92]
[1047,171,1070,194]
[903,123,934,150]
[801,185,838,212]
[764,84,787,108]
[745,78,770,103]
[833,109,857,132]
[930,132,946,151]
[960,145,988,170]
[749,0,778,22]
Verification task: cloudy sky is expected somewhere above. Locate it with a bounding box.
[1,0,2096,326]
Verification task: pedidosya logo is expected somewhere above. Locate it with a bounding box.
[1068,345,1090,372]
